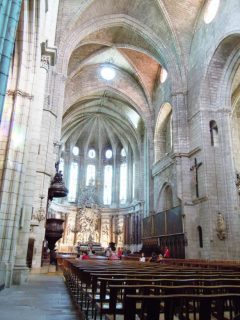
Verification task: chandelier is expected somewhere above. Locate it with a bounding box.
[32,195,46,223]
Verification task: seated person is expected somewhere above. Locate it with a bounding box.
[82,251,90,260]
[117,247,123,259]
[109,249,119,260]
[76,252,83,260]
[139,252,146,262]
[157,253,163,262]
[105,247,111,258]
[163,246,170,258]
[148,252,158,262]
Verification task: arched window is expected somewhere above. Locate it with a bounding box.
[105,149,112,159]
[68,162,78,202]
[166,114,173,153]
[210,120,218,146]
[204,0,220,24]
[197,226,203,248]
[86,164,95,185]
[121,148,126,157]
[103,165,112,205]
[88,149,96,158]
[120,162,127,204]
[72,146,79,156]
[154,103,173,161]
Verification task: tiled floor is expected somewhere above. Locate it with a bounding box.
[0,274,82,320]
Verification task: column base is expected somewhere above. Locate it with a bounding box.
[0,261,13,288]
[12,265,29,285]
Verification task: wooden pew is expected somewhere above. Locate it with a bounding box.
[122,293,240,320]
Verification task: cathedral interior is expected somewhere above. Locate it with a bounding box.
[1,0,240,290]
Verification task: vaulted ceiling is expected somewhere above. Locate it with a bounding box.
[60,0,205,156]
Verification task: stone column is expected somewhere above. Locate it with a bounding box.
[127,146,132,203]
[170,92,192,259]
[143,130,150,216]
[0,2,39,287]
[111,151,117,206]
[27,48,57,273]
[115,156,120,207]
[13,58,49,279]
[0,0,22,120]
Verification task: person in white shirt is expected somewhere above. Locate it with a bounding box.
[139,252,146,262]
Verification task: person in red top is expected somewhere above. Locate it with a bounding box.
[163,246,170,258]
[117,247,123,259]
[82,251,90,260]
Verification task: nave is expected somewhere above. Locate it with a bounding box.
[0,274,81,320]
[1,258,240,320]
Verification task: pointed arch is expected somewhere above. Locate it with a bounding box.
[154,102,173,162]
[157,183,173,212]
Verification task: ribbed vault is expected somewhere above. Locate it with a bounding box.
[60,0,206,192]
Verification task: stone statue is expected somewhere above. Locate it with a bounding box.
[102,224,109,236]
[216,212,226,240]
[102,224,109,242]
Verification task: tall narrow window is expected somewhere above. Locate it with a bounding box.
[88,149,96,158]
[86,164,95,185]
[210,120,218,146]
[68,162,78,202]
[197,226,203,248]
[103,165,112,205]
[132,162,135,199]
[72,146,79,156]
[120,163,127,204]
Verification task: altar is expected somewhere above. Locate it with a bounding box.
[51,202,120,252]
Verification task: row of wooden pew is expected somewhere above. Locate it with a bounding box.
[60,257,240,320]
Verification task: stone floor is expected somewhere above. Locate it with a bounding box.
[0,273,82,320]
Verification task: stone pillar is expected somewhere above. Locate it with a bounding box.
[143,130,150,216]
[115,155,120,207]
[127,146,132,203]
[170,92,192,259]
[28,48,57,272]
[111,152,117,206]
[0,2,39,287]
[0,0,22,120]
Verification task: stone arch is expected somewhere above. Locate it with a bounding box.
[157,183,173,212]
[154,102,172,162]
[203,34,240,173]
[198,34,240,255]
[201,34,240,109]
[56,15,184,92]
